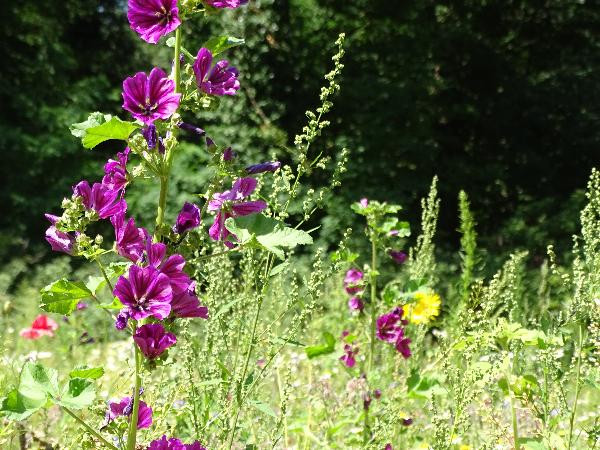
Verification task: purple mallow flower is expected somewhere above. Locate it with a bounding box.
[245,161,281,174]
[103,148,130,192]
[178,122,205,136]
[348,296,364,312]
[112,213,145,263]
[173,202,201,234]
[376,307,411,359]
[74,181,126,219]
[122,67,181,125]
[208,177,267,248]
[339,344,358,368]
[343,269,364,295]
[114,265,173,320]
[223,147,236,161]
[44,214,76,255]
[389,250,407,265]
[127,0,181,44]
[145,240,192,294]
[115,309,131,330]
[193,48,240,96]
[205,0,248,8]
[359,198,368,208]
[171,282,209,319]
[147,435,206,450]
[105,396,152,429]
[142,124,158,150]
[134,323,177,359]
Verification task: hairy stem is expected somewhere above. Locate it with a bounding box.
[61,406,118,450]
[567,323,585,450]
[125,333,142,450]
[368,237,378,372]
[155,26,182,240]
[505,355,520,450]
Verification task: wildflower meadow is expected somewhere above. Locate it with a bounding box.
[1,1,599,449]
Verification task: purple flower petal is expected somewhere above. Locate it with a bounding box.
[127,0,181,44]
[134,323,177,359]
[122,68,181,124]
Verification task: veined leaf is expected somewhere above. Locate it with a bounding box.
[56,378,95,409]
[81,116,139,149]
[203,36,245,56]
[225,214,313,259]
[0,389,45,421]
[69,366,104,380]
[40,279,92,316]
[69,112,111,138]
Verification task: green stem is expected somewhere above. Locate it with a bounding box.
[368,238,378,372]
[567,323,585,450]
[61,406,118,450]
[125,333,142,450]
[95,258,114,293]
[505,355,520,450]
[154,26,182,240]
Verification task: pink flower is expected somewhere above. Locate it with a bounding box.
[339,344,358,368]
[111,213,146,263]
[127,0,181,44]
[344,268,364,295]
[389,250,407,265]
[147,435,206,450]
[170,282,209,319]
[208,177,267,248]
[134,323,177,359]
[44,214,76,255]
[19,315,59,339]
[376,307,411,358]
[348,296,364,311]
[114,265,173,320]
[122,68,181,125]
[103,148,130,192]
[74,181,127,219]
[105,396,153,429]
[193,48,240,96]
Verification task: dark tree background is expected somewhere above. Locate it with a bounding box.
[2,0,599,265]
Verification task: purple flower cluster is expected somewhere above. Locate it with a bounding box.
[343,269,365,312]
[114,236,209,332]
[376,307,411,358]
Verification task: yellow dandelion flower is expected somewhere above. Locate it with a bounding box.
[405,292,441,324]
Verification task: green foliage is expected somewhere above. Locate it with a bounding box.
[71,113,140,149]
[201,36,245,56]
[1,362,96,421]
[305,331,336,359]
[225,214,313,259]
[40,279,92,315]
